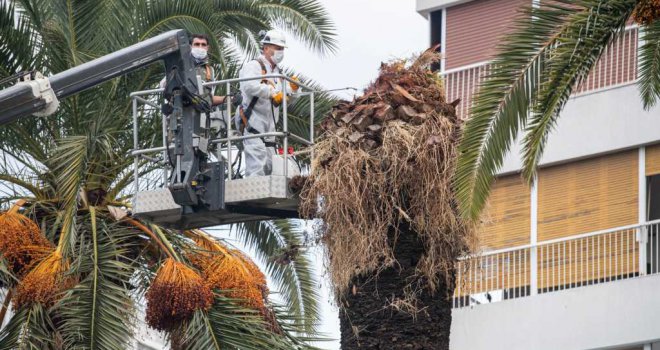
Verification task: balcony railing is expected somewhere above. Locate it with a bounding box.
[442,27,639,120]
[452,219,660,309]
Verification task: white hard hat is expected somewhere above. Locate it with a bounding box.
[260,30,287,48]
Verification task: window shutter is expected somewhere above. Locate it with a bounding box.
[479,174,531,250]
[537,150,638,241]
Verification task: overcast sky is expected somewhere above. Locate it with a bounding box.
[284,0,429,100]
[279,1,428,348]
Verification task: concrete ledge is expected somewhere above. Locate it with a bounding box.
[451,274,660,350]
[416,0,473,16]
[499,84,660,175]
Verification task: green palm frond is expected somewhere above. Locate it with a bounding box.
[0,303,24,350]
[521,0,636,182]
[47,0,109,65]
[281,69,337,143]
[269,302,328,348]
[57,209,135,350]
[211,0,269,34]
[233,220,321,333]
[226,27,264,61]
[455,0,638,221]
[0,147,46,179]
[13,0,53,33]
[135,0,223,42]
[259,0,337,56]
[180,295,319,350]
[0,1,42,77]
[455,2,562,221]
[178,302,272,350]
[210,0,270,58]
[639,20,660,109]
[270,220,320,330]
[2,304,55,350]
[106,162,161,202]
[176,310,222,350]
[71,0,135,52]
[0,174,43,200]
[2,125,50,165]
[49,135,88,254]
[0,258,16,287]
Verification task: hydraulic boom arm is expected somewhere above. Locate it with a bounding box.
[0,30,195,124]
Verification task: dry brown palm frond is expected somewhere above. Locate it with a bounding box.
[300,51,475,296]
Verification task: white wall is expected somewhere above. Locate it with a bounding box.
[499,84,660,175]
[450,274,660,350]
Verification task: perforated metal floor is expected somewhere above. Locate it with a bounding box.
[133,175,299,229]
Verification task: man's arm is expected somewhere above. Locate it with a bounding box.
[240,61,273,100]
[207,66,225,106]
[212,95,225,106]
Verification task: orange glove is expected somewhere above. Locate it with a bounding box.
[289,76,300,92]
[272,91,284,106]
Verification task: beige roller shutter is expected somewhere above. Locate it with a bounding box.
[646,143,660,176]
[478,174,531,250]
[537,150,638,241]
[454,176,530,302]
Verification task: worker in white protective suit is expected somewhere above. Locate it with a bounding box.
[236,29,299,177]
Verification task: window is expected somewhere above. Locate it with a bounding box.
[430,10,443,72]
[430,10,443,48]
[646,174,660,274]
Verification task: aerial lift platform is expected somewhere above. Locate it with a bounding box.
[129,73,317,229]
[0,29,318,230]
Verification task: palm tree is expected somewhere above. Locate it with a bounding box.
[455,0,660,221]
[299,52,470,349]
[0,0,336,348]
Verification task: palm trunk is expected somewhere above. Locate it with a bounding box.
[339,224,454,349]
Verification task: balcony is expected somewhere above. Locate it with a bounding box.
[450,220,660,350]
[452,219,660,308]
[442,27,639,120]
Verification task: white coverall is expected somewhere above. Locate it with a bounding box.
[238,56,295,177]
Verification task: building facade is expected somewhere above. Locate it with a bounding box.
[417,1,660,349]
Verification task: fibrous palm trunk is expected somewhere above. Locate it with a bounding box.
[339,224,453,350]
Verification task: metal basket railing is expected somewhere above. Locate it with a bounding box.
[128,74,318,197]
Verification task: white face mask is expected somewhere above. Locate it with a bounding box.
[191,47,208,61]
[272,50,284,64]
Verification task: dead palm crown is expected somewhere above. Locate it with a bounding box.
[299,50,474,303]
